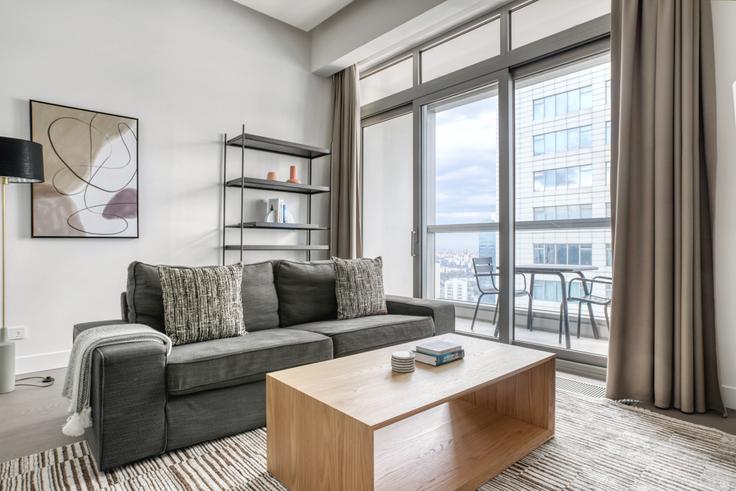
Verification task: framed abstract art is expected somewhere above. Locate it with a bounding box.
[30,100,139,238]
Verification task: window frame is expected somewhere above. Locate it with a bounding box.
[359,0,611,368]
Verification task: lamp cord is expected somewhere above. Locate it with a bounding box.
[15,375,55,388]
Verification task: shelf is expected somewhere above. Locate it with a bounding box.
[227,133,331,159]
[226,177,330,195]
[226,222,328,231]
[225,244,330,251]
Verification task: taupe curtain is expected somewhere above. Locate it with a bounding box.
[330,65,363,258]
[607,0,723,414]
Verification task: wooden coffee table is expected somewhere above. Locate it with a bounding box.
[266,333,555,490]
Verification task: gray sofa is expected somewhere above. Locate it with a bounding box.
[73,259,455,470]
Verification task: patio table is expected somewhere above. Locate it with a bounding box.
[514,264,599,349]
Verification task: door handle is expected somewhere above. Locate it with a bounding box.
[410,230,417,257]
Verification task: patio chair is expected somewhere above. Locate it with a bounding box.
[470,257,532,336]
[559,275,612,342]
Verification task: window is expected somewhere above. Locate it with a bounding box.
[605,161,611,185]
[360,57,413,106]
[605,202,611,217]
[360,0,612,356]
[426,87,498,225]
[532,204,592,220]
[532,126,592,155]
[532,85,593,120]
[425,86,500,323]
[511,0,611,49]
[606,243,612,267]
[605,79,611,106]
[533,243,593,265]
[533,165,593,191]
[421,19,501,82]
[605,121,611,145]
[430,231,499,304]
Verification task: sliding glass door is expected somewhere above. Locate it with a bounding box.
[421,82,503,339]
[362,110,417,296]
[513,53,611,358]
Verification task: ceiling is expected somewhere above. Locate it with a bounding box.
[233,0,355,31]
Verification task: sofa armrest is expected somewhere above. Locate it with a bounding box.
[73,320,128,340]
[74,324,167,470]
[385,295,455,335]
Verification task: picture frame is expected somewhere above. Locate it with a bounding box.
[30,100,139,238]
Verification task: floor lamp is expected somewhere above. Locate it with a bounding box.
[0,137,44,394]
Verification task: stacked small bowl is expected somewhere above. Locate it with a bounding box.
[391,350,415,373]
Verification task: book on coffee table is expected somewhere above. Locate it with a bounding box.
[415,339,462,356]
[414,349,465,366]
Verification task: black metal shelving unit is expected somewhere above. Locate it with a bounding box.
[222,125,331,264]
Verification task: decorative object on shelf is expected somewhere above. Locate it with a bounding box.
[30,100,138,238]
[267,198,292,224]
[391,350,415,373]
[0,136,44,393]
[266,171,278,181]
[287,165,300,184]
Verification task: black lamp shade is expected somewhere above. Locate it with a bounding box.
[0,136,44,183]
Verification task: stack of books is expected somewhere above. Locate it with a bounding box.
[414,339,464,366]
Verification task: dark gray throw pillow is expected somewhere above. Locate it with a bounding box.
[241,261,280,331]
[158,264,245,345]
[333,256,388,320]
[127,261,166,333]
[275,260,337,326]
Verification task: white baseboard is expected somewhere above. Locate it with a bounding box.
[16,350,69,375]
[722,384,736,411]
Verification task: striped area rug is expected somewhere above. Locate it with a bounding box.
[1,389,734,490]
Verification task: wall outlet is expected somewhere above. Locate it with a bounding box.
[7,326,26,340]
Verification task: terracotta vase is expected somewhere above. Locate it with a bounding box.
[266,171,278,181]
[287,165,300,184]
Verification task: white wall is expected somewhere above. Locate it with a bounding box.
[712,0,736,409]
[0,0,332,373]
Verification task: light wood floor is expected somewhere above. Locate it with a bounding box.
[1,367,83,463]
[1,364,734,465]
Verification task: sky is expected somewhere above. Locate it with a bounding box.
[434,94,498,225]
[433,93,498,250]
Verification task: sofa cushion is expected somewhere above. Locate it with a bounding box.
[166,328,332,395]
[275,260,337,327]
[291,314,434,357]
[126,261,279,334]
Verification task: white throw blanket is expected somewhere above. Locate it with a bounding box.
[62,324,172,437]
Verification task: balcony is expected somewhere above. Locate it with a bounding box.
[454,303,609,357]
[430,219,611,358]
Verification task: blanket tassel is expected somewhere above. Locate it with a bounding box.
[62,407,92,437]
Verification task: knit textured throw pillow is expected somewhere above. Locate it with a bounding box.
[333,256,388,320]
[158,264,245,345]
